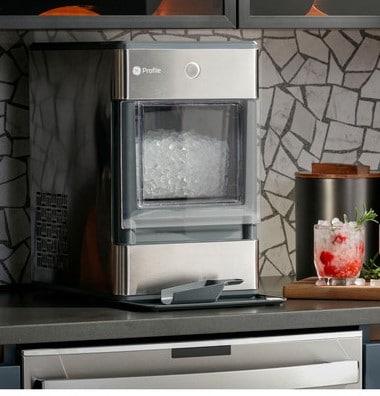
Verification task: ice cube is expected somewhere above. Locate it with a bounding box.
[348,221,358,227]
[318,220,329,226]
[331,217,344,226]
[354,278,365,286]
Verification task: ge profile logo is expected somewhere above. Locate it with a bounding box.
[132,66,142,76]
[132,65,162,76]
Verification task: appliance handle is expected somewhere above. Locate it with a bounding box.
[35,360,359,389]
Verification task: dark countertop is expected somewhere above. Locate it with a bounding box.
[1,276,380,345]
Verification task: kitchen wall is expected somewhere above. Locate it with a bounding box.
[0,28,380,284]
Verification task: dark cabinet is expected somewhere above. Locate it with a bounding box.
[0,0,236,29]
[0,0,379,32]
[239,0,380,28]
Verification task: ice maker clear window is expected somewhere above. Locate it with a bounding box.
[136,101,245,208]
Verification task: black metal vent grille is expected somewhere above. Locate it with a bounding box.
[35,192,68,270]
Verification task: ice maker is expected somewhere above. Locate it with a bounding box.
[29,41,260,299]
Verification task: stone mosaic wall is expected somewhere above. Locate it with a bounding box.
[0,28,380,284]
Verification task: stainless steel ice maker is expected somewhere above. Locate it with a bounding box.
[29,41,260,298]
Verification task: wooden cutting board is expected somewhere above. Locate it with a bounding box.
[283,277,380,300]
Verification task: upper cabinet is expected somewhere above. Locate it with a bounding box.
[0,0,237,29]
[1,0,380,30]
[239,0,380,28]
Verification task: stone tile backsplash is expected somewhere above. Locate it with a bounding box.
[0,28,380,284]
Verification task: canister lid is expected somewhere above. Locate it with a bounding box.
[295,163,380,179]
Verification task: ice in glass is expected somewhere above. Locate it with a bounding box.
[314,218,365,285]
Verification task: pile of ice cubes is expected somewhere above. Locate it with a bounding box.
[318,217,358,227]
[142,129,229,200]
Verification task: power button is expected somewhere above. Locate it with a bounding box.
[185,62,201,79]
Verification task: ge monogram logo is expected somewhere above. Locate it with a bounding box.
[132,66,142,76]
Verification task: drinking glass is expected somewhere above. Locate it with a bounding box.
[314,223,365,285]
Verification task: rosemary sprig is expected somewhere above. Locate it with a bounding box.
[354,206,378,225]
[361,253,380,280]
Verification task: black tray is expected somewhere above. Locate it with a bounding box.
[25,283,286,312]
[117,292,286,311]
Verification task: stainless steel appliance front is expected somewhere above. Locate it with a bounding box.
[22,330,362,389]
[113,240,258,295]
[115,43,258,100]
[29,41,260,298]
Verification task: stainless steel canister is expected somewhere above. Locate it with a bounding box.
[295,163,380,280]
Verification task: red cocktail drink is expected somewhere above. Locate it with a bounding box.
[314,221,365,285]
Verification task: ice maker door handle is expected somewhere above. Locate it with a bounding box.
[35,360,359,389]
